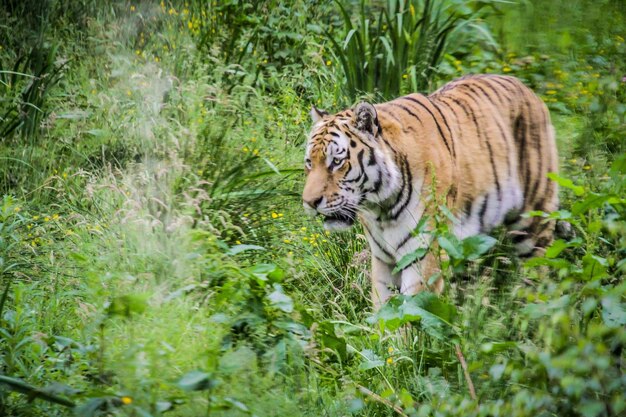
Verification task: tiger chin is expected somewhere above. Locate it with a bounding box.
[302,74,560,310]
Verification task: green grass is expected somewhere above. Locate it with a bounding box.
[0,1,624,416]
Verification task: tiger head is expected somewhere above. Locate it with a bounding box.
[302,102,401,231]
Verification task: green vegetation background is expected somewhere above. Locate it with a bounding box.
[0,0,624,416]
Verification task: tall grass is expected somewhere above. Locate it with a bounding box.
[328,0,496,99]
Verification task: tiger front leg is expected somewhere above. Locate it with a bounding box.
[371,256,399,310]
[399,253,444,295]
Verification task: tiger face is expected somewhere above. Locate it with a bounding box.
[302,103,400,231]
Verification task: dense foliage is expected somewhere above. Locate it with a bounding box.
[0,1,624,416]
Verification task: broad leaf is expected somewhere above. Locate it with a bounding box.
[392,247,428,274]
[177,371,218,392]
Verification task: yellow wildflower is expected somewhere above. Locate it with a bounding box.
[121,396,133,405]
[52,214,60,220]
[271,212,279,219]
[283,239,291,244]
[236,240,242,245]
[502,66,512,73]
[326,60,331,66]
[386,357,393,365]
[44,216,50,222]
[14,207,20,213]
[546,90,557,95]
[387,346,394,354]
[130,5,135,11]
[33,215,40,220]
[583,165,591,170]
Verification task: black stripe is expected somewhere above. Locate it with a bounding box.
[387,156,413,220]
[368,150,376,166]
[463,198,473,217]
[478,194,489,230]
[521,100,533,205]
[443,95,502,201]
[478,77,508,105]
[402,96,453,157]
[460,83,513,180]
[488,76,519,98]
[377,107,404,124]
[514,114,528,207]
[428,99,456,158]
[362,223,394,259]
[470,81,501,105]
[528,102,547,206]
[356,149,368,185]
[390,102,422,123]
[396,232,413,250]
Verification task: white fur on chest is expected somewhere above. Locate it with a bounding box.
[361,191,429,265]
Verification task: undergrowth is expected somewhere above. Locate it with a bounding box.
[0,1,624,416]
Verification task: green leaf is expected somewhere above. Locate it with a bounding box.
[219,346,257,374]
[227,244,265,256]
[601,296,626,328]
[576,401,605,417]
[522,295,571,319]
[392,247,428,274]
[547,172,584,196]
[68,252,88,262]
[480,341,518,354]
[545,238,582,258]
[438,235,463,259]
[176,371,218,392]
[246,263,285,284]
[462,234,497,260]
[609,153,626,175]
[316,321,347,362]
[368,293,457,340]
[358,349,385,370]
[268,284,294,313]
[581,254,608,281]
[572,194,613,216]
[224,397,250,413]
[106,294,149,317]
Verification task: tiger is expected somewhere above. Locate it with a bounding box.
[302,74,559,309]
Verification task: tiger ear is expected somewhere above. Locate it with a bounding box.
[353,102,378,135]
[310,106,328,124]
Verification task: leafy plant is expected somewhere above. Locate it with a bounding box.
[327,0,497,100]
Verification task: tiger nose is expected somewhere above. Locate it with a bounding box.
[304,196,323,210]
